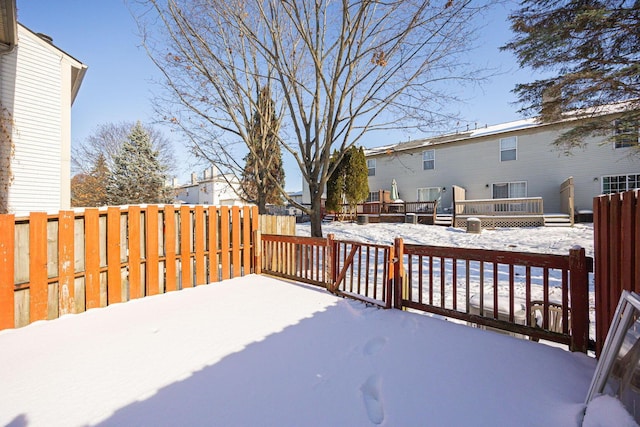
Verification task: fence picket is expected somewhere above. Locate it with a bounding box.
[0,214,15,329]
[29,212,48,322]
[180,206,192,288]
[220,207,230,280]
[58,211,75,315]
[194,206,205,285]
[164,206,177,292]
[208,206,218,282]
[145,205,159,295]
[232,207,241,278]
[128,206,142,299]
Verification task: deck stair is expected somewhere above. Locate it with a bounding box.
[543,213,573,227]
[435,214,453,227]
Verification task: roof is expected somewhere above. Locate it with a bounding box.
[364,101,637,157]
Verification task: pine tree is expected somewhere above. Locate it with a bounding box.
[71,153,109,207]
[107,122,172,205]
[241,86,285,214]
[503,0,640,152]
[326,146,369,215]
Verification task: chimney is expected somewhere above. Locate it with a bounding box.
[191,172,197,184]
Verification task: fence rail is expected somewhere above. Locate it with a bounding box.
[0,205,262,330]
[594,189,639,356]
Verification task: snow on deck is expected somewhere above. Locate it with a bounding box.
[0,275,596,426]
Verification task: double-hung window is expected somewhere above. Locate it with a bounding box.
[367,159,376,176]
[422,149,435,170]
[614,120,639,149]
[500,136,517,161]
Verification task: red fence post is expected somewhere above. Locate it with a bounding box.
[569,247,589,353]
[0,214,15,329]
[393,238,404,309]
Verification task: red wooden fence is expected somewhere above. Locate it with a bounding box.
[594,189,640,356]
[0,205,260,330]
[394,239,592,352]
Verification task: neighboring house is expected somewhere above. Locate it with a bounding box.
[0,0,87,215]
[364,109,640,216]
[174,166,249,206]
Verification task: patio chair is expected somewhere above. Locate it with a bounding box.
[529,301,570,341]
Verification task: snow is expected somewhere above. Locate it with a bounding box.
[0,222,631,426]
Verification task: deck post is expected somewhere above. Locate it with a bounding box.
[253,230,262,275]
[393,238,404,309]
[569,246,589,353]
[327,234,335,289]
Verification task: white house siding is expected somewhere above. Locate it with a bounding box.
[367,120,640,213]
[4,27,63,215]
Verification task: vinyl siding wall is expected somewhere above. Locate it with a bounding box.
[367,122,640,213]
[4,27,70,215]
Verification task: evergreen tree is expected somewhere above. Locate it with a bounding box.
[325,150,345,213]
[71,153,109,207]
[503,0,640,152]
[241,86,285,214]
[108,122,172,205]
[326,147,369,215]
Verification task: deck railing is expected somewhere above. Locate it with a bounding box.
[393,239,592,352]
[256,233,592,352]
[455,197,544,216]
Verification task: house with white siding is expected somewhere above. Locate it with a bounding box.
[174,166,248,206]
[0,0,87,215]
[364,109,639,222]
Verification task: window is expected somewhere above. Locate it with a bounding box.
[500,136,517,161]
[602,174,640,194]
[417,187,441,202]
[492,181,527,199]
[367,191,380,202]
[367,159,376,176]
[422,150,435,170]
[614,120,639,149]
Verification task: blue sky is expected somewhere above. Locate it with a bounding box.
[17,1,539,191]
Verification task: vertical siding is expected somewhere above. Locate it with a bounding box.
[368,123,640,213]
[7,27,66,215]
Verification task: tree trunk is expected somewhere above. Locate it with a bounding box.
[309,191,324,237]
[257,193,267,215]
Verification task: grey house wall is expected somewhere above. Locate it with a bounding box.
[367,121,639,214]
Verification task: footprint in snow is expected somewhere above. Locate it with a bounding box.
[361,374,384,424]
[363,336,387,357]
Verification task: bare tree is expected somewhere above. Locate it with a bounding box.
[133,0,489,236]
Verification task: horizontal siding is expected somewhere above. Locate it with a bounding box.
[368,122,640,213]
[8,27,63,215]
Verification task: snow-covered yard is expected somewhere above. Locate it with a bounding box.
[0,223,635,426]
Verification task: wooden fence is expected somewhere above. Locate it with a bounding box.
[257,233,592,352]
[0,205,263,330]
[594,189,640,356]
[258,214,296,235]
